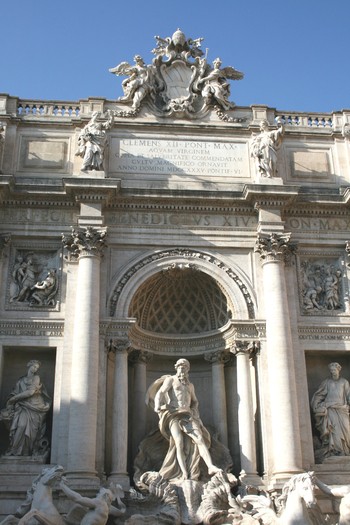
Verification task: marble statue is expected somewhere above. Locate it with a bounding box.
[197,57,244,111]
[250,119,284,178]
[147,358,221,482]
[0,360,51,456]
[240,472,325,525]
[314,477,350,525]
[109,55,155,111]
[0,465,64,525]
[30,268,58,306]
[60,480,125,525]
[109,30,244,119]
[311,362,350,459]
[75,110,114,171]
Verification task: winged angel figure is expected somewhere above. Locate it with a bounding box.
[196,57,244,111]
[109,55,158,111]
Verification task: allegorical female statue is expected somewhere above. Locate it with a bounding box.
[0,360,51,456]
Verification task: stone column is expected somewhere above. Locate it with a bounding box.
[129,350,152,461]
[108,339,130,489]
[232,340,260,484]
[62,226,107,485]
[255,233,302,480]
[205,350,229,446]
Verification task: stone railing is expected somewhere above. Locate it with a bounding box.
[17,100,80,117]
[275,111,333,128]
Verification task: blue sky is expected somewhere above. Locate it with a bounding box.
[1,0,349,113]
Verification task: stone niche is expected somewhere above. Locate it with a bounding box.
[0,347,56,458]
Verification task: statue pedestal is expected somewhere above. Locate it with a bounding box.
[314,456,350,485]
[74,169,106,178]
[255,176,284,185]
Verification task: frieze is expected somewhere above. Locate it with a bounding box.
[0,207,76,225]
[109,248,255,319]
[285,216,350,232]
[106,210,257,229]
[0,320,64,337]
[298,326,350,341]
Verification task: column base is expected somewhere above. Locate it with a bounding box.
[64,470,101,491]
[267,469,304,490]
[108,472,130,490]
[239,470,263,488]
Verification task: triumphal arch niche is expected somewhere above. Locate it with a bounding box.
[1,28,350,524]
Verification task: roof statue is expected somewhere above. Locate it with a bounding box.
[109,29,244,119]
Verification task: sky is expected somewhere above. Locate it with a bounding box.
[1,0,349,114]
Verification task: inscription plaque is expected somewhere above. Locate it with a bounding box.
[109,137,249,178]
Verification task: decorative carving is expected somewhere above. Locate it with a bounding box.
[108,338,130,354]
[300,260,343,313]
[109,248,255,319]
[62,226,107,260]
[0,360,51,457]
[0,466,126,525]
[0,232,11,252]
[75,110,114,171]
[60,480,125,525]
[147,358,222,482]
[255,233,295,264]
[231,340,260,357]
[9,251,59,308]
[109,29,243,119]
[342,122,350,139]
[204,350,231,365]
[311,362,350,462]
[197,57,243,111]
[250,119,285,178]
[240,472,325,524]
[128,349,152,365]
[0,465,65,525]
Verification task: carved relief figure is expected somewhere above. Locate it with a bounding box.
[13,256,37,302]
[301,261,342,312]
[30,268,58,306]
[147,358,221,481]
[250,119,285,178]
[0,360,51,457]
[75,110,114,171]
[197,57,243,111]
[311,362,350,460]
[109,55,156,111]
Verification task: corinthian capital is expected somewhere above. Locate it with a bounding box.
[231,340,259,357]
[62,226,107,260]
[204,350,231,365]
[255,232,295,264]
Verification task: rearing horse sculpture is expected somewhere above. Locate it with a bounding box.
[241,472,327,525]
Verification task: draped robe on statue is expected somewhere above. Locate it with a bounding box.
[146,375,211,481]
